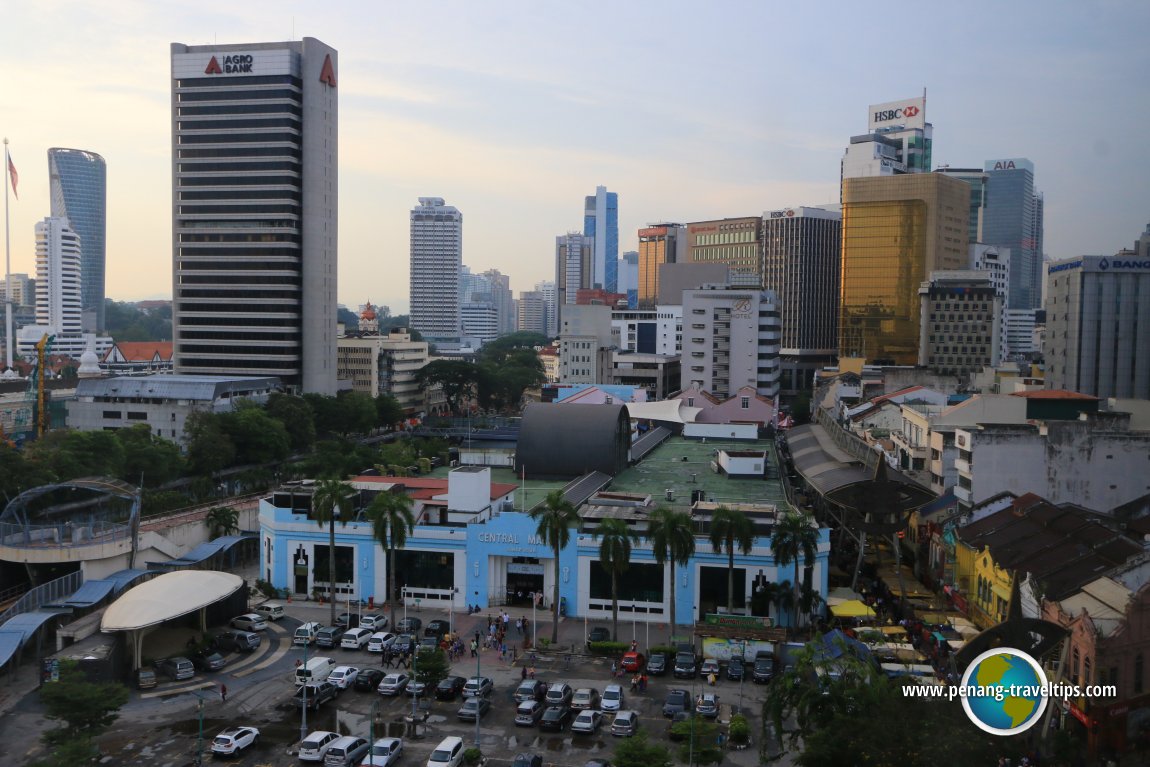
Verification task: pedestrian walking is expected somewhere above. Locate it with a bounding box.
[220,684,227,702]
[515,618,522,636]
[521,665,528,681]
[470,639,478,658]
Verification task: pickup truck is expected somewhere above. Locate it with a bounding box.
[294,681,339,710]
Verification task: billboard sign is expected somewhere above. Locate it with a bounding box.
[868,97,926,131]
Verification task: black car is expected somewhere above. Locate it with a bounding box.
[513,755,543,767]
[336,612,361,629]
[393,634,416,654]
[539,705,572,732]
[752,651,776,684]
[189,650,227,672]
[726,655,745,682]
[457,696,491,722]
[662,689,690,718]
[425,619,451,639]
[436,675,467,700]
[396,617,422,633]
[355,668,386,692]
[586,627,610,646]
[646,653,668,676]
[673,651,698,678]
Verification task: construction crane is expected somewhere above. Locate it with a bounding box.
[32,334,53,438]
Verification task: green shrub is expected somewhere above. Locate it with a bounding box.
[648,645,677,658]
[728,713,749,744]
[463,747,482,766]
[538,638,551,649]
[255,579,279,598]
[588,641,630,656]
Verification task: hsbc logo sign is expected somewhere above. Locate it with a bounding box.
[868,97,926,131]
[873,105,919,123]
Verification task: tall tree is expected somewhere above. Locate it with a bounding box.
[38,659,129,745]
[593,518,639,642]
[204,506,240,539]
[415,360,478,414]
[265,392,317,450]
[366,489,415,631]
[709,506,755,614]
[647,507,696,642]
[529,490,580,644]
[771,511,819,631]
[184,410,236,476]
[311,477,357,626]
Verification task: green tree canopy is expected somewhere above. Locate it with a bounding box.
[416,360,478,414]
[184,410,236,476]
[613,733,672,767]
[221,405,291,465]
[266,392,317,450]
[771,511,819,630]
[709,506,755,613]
[529,490,579,643]
[38,659,129,744]
[114,424,183,487]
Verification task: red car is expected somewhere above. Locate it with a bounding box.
[621,651,645,672]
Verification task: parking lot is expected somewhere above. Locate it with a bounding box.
[4,599,772,767]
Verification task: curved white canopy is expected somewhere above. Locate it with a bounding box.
[101,571,243,631]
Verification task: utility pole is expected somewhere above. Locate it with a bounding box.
[475,614,482,747]
[299,640,309,742]
[193,691,205,767]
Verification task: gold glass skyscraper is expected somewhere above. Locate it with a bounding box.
[839,174,970,364]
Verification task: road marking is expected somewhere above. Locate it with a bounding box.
[140,681,217,699]
[267,622,287,635]
[232,640,291,678]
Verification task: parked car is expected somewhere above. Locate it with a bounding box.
[726,655,745,682]
[378,673,410,696]
[406,681,427,698]
[355,668,386,692]
[396,617,422,633]
[156,656,194,681]
[673,651,698,679]
[215,630,260,653]
[324,735,370,767]
[621,652,645,672]
[436,675,467,700]
[539,705,572,732]
[298,730,339,761]
[253,602,285,622]
[294,622,322,646]
[294,682,339,710]
[427,737,465,767]
[210,726,259,756]
[571,709,604,735]
[512,754,542,767]
[463,676,494,698]
[586,627,610,645]
[418,636,440,651]
[189,650,227,672]
[425,619,451,638]
[752,650,777,684]
[457,696,491,721]
[514,679,548,703]
[135,667,157,689]
[610,710,640,737]
[662,689,690,718]
[360,613,387,631]
[342,628,373,650]
[700,659,720,679]
[544,682,573,707]
[367,632,397,653]
[335,612,361,629]
[327,666,360,690]
[231,613,268,632]
[515,700,545,727]
[392,634,416,655]
[571,687,600,711]
[361,737,404,767]
[601,684,625,712]
[646,653,668,676]
[316,626,346,649]
[695,692,720,718]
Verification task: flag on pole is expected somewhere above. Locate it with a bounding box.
[6,153,16,199]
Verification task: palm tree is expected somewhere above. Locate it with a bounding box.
[529,490,579,644]
[592,518,639,642]
[366,489,415,632]
[311,477,357,627]
[647,506,696,643]
[709,507,755,614]
[204,506,239,539]
[772,511,819,632]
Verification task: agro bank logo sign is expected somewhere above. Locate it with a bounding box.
[960,647,1049,735]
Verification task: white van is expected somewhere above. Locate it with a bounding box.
[295,656,337,685]
[427,737,465,767]
[254,602,286,621]
[294,621,322,646]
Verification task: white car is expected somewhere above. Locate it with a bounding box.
[299,730,340,762]
[210,726,260,756]
[571,709,604,734]
[378,672,410,696]
[367,632,397,653]
[231,613,268,632]
[601,683,625,712]
[427,736,465,767]
[342,628,373,650]
[253,602,285,621]
[361,737,404,767]
[328,666,360,690]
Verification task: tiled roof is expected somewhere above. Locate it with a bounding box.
[104,341,173,362]
[352,475,517,501]
[1010,390,1099,400]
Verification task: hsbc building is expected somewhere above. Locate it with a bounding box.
[842,96,933,181]
[170,38,339,394]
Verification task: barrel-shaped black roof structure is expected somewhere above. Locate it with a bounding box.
[515,402,630,479]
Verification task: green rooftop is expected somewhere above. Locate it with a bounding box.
[424,464,569,512]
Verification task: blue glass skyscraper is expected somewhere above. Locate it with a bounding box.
[48,148,106,332]
[583,185,618,292]
[983,158,1042,309]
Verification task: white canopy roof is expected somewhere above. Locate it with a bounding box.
[625,399,702,425]
[101,571,244,631]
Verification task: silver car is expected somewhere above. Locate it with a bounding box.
[571,709,604,734]
[298,730,340,762]
[610,710,640,737]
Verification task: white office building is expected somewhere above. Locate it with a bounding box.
[970,244,1011,358]
[170,38,338,394]
[841,96,932,180]
[410,197,463,343]
[681,286,781,399]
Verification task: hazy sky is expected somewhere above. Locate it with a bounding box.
[1,1,1147,313]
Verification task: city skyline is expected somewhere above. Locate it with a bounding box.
[1,1,1147,313]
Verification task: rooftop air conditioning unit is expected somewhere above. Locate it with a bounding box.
[665,489,675,502]
[450,460,459,468]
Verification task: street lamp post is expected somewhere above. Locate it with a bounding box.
[474,589,481,748]
[411,646,420,722]
[369,698,378,750]
[530,592,537,649]
[193,693,205,767]
[299,640,309,742]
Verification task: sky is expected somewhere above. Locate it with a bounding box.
[1,1,1147,314]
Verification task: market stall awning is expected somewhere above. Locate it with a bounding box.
[830,600,877,619]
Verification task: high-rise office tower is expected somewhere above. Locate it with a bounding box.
[839,174,970,364]
[969,244,1011,357]
[517,290,547,336]
[584,185,618,292]
[33,217,83,338]
[170,38,338,393]
[761,206,841,394]
[637,224,686,308]
[409,197,463,343]
[555,232,593,306]
[1044,226,1150,399]
[935,167,988,244]
[686,217,763,287]
[535,280,557,338]
[681,286,781,399]
[841,96,932,180]
[48,148,106,333]
[918,270,1002,376]
[617,251,639,309]
[983,159,1043,310]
